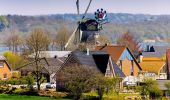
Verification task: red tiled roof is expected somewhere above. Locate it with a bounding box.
[96,45,126,62]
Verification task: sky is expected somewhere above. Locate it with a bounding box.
[0,0,170,15]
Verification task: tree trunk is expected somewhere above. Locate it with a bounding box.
[37,82,40,90]
[97,87,104,100]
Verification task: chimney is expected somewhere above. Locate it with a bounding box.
[167,48,170,80]
[86,48,90,55]
[146,45,150,52]
[138,55,143,63]
[54,55,57,59]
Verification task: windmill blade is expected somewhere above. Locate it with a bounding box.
[82,0,92,19]
[76,0,80,20]
[64,27,79,49]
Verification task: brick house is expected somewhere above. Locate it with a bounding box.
[96,45,142,77]
[0,56,11,80]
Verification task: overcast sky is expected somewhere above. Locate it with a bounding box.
[0,0,170,15]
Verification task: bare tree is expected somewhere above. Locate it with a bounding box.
[117,31,140,53]
[25,28,50,90]
[5,31,22,53]
[97,35,112,45]
[55,26,69,51]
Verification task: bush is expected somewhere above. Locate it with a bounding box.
[0,86,16,94]
[11,71,21,79]
[57,65,101,100]
[38,90,68,98]
[148,85,162,99]
[13,88,38,96]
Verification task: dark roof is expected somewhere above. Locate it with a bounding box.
[112,61,125,77]
[18,57,65,74]
[142,46,170,57]
[71,51,99,67]
[63,51,125,77]
[45,58,64,74]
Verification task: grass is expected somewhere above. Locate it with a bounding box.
[0,94,72,100]
[83,92,141,100]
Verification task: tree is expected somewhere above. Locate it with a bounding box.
[3,51,28,70]
[55,26,69,51]
[5,31,22,53]
[165,82,170,97]
[139,78,162,99]
[96,76,120,100]
[97,35,112,45]
[56,65,120,100]
[24,73,35,90]
[117,31,140,53]
[25,28,50,90]
[56,65,101,100]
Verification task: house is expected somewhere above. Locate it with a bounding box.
[17,51,70,83]
[139,46,169,80]
[61,50,125,78]
[96,45,142,77]
[139,57,166,80]
[28,51,71,58]
[0,56,11,80]
[56,50,125,89]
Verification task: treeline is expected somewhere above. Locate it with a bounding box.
[1,13,170,43]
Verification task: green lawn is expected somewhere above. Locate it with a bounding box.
[0,94,71,100]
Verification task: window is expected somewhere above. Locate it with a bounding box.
[3,73,7,79]
[0,62,4,68]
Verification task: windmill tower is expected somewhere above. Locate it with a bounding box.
[64,0,108,50]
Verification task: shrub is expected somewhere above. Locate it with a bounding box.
[56,65,102,100]
[13,88,38,96]
[38,90,68,98]
[11,71,21,79]
[0,86,16,94]
[148,85,162,99]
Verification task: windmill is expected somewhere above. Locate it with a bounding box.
[64,0,108,50]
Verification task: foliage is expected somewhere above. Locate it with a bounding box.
[3,51,28,70]
[148,85,162,99]
[11,71,21,79]
[95,76,120,100]
[138,78,162,99]
[82,92,141,100]
[57,65,120,100]
[23,73,35,90]
[56,65,101,100]
[38,91,68,98]
[165,82,170,96]
[0,77,31,86]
